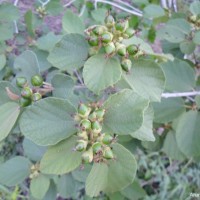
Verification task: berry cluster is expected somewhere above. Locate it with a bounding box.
[188,15,200,29]
[36,6,47,18]
[16,75,43,107]
[74,103,116,164]
[85,14,145,72]
[29,164,40,179]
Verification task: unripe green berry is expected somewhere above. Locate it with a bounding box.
[127,44,138,55]
[80,119,91,131]
[88,112,97,122]
[32,92,42,102]
[104,15,115,28]
[95,108,105,121]
[101,32,113,44]
[116,43,126,56]
[75,140,88,152]
[78,103,90,118]
[21,87,33,99]
[77,131,88,141]
[82,148,93,163]
[92,142,102,154]
[125,28,135,38]
[115,20,129,32]
[31,75,43,87]
[121,59,132,72]
[19,97,32,107]
[88,35,99,46]
[16,77,27,88]
[102,133,113,145]
[93,26,107,35]
[103,147,114,159]
[104,42,115,54]
[91,121,102,134]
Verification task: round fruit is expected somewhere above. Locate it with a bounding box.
[31,75,43,87]
[125,28,135,38]
[121,59,132,72]
[21,87,33,99]
[103,147,114,159]
[102,133,113,145]
[82,148,93,163]
[101,32,113,44]
[127,44,138,55]
[115,20,129,32]
[104,15,115,28]
[75,140,88,152]
[88,35,99,46]
[77,131,88,140]
[19,97,32,107]
[116,43,126,56]
[91,121,102,134]
[93,25,107,35]
[78,103,90,118]
[80,119,91,131]
[16,77,27,88]
[32,92,42,102]
[104,42,115,54]
[92,142,102,154]
[95,108,105,120]
[88,112,97,122]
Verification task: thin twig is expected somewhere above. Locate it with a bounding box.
[13,0,19,34]
[160,0,168,9]
[94,0,143,17]
[172,0,177,12]
[79,4,86,17]
[74,70,84,85]
[113,0,142,14]
[162,91,200,98]
[64,0,76,7]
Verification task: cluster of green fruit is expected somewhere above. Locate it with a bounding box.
[36,6,47,18]
[74,103,116,164]
[85,14,145,72]
[188,15,200,28]
[16,75,43,107]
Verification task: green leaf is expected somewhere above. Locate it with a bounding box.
[190,1,200,15]
[58,174,83,198]
[86,143,137,197]
[30,175,50,200]
[83,54,122,94]
[0,156,31,186]
[19,97,77,146]
[180,40,195,55]
[124,59,165,102]
[0,81,20,105]
[163,131,186,161]
[120,181,146,200]
[195,96,200,108]
[161,59,195,92]
[62,10,84,34]
[193,31,200,45]
[103,89,149,135]
[24,10,35,37]
[0,102,20,142]
[51,73,74,99]
[46,0,63,16]
[153,98,186,123]
[91,8,107,24]
[43,181,57,200]
[144,5,165,18]
[130,106,155,141]
[0,54,6,71]
[36,32,62,52]
[176,111,200,157]
[14,50,40,83]
[23,138,47,162]
[40,136,82,175]
[0,3,19,21]
[72,165,92,183]
[0,23,14,41]
[47,34,89,73]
